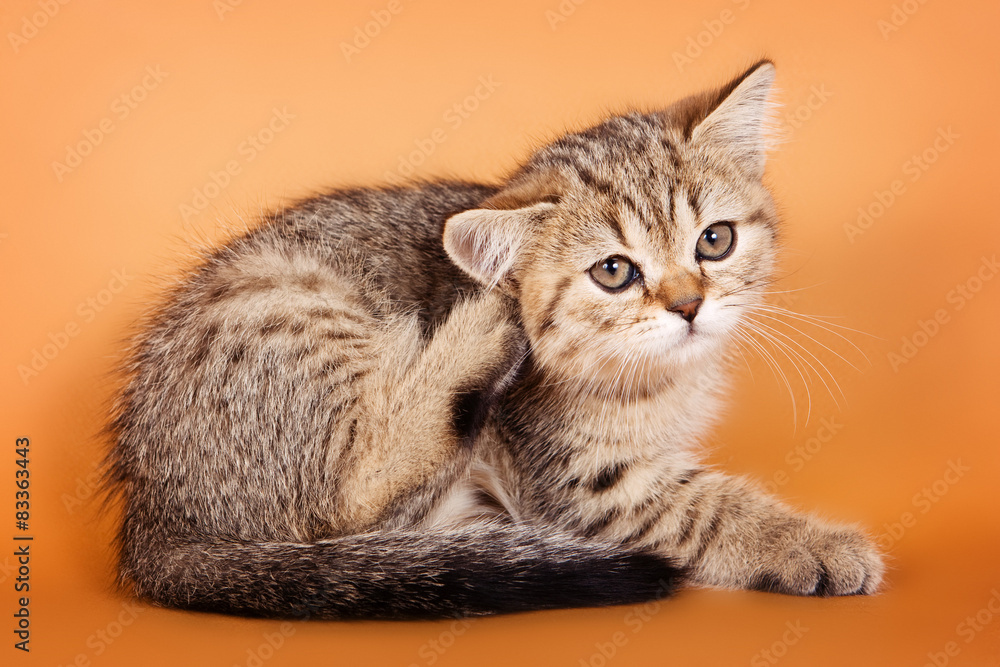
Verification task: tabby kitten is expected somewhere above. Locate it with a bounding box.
[106,60,884,620]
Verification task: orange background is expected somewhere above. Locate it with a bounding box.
[2,1,999,665]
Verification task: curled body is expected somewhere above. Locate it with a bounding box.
[106,61,884,620]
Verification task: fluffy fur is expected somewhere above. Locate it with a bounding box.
[105,60,884,620]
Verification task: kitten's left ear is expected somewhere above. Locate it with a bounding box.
[444,171,563,289]
[689,60,777,177]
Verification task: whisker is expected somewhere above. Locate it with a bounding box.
[746,324,813,427]
[724,301,876,367]
[750,311,865,374]
[753,304,882,342]
[747,317,845,409]
[733,322,799,424]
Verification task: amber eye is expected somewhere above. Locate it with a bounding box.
[696,222,736,261]
[589,256,639,291]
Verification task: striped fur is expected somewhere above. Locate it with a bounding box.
[106,61,882,620]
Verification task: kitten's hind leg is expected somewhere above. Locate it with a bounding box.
[332,290,527,532]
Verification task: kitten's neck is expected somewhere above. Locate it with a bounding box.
[504,354,727,456]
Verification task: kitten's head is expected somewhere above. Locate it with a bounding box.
[445,61,779,396]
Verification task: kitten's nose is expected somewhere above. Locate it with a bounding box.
[669,297,702,323]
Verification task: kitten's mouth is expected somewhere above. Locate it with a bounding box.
[662,321,718,358]
[674,321,701,345]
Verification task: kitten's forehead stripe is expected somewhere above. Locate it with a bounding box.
[601,213,629,247]
[666,181,676,224]
[545,145,654,240]
[617,190,645,223]
[687,187,702,219]
[637,165,660,233]
[660,137,682,170]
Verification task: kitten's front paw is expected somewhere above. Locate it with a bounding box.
[431,290,528,409]
[750,519,884,596]
[443,291,527,372]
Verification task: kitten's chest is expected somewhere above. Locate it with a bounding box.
[421,358,725,529]
[486,373,717,520]
[418,385,715,532]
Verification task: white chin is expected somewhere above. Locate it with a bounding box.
[657,326,724,364]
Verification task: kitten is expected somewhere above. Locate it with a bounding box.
[105,60,884,620]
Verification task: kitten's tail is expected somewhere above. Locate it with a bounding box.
[121,523,684,620]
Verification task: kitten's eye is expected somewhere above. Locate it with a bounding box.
[696,222,736,261]
[589,256,639,291]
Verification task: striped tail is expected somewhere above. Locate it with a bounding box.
[121,523,685,619]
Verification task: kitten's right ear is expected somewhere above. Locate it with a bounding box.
[444,171,563,289]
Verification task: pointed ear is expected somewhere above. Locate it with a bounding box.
[689,60,777,177]
[444,170,564,288]
[443,203,552,288]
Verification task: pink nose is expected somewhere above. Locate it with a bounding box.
[669,297,702,323]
